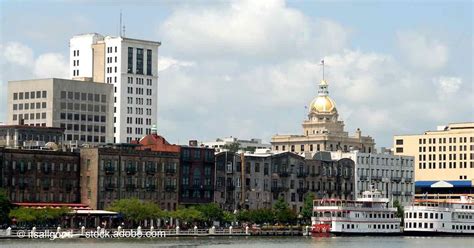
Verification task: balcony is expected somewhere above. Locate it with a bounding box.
[42,183,50,190]
[105,165,115,174]
[359,175,368,181]
[297,188,308,194]
[405,177,413,182]
[404,192,413,196]
[105,183,115,191]
[278,171,290,177]
[226,184,236,191]
[271,186,286,192]
[19,182,28,190]
[146,185,156,192]
[125,166,137,175]
[309,172,319,177]
[19,166,27,174]
[392,191,402,196]
[65,184,73,192]
[145,166,156,175]
[165,168,176,175]
[125,184,136,191]
[343,173,352,179]
[42,168,51,174]
[165,185,176,192]
[297,172,308,178]
[392,176,402,182]
[371,175,383,181]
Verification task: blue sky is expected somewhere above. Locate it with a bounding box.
[1,0,473,148]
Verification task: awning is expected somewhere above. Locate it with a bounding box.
[73,210,118,215]
[415,180,472,188]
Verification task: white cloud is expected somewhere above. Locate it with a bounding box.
[435,76,462,99]
[1,42,34,66]
[159,0,350,59]
[33,53,69,78]
[396,31,448,70]
[158,56,195,72]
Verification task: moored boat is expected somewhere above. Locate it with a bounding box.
[404,196,474,235]
[311,188,402,236]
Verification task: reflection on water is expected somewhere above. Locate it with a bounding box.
[1,236,473,248]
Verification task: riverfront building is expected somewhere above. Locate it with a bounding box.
[394,122,474,198]
[79,144,179,210]
[0,147,80,204]
[70,33,160,143]
[7,78,114,146]
[330,151,415,206]
[271,78,375,154]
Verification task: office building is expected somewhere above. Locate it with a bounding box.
[7,78,113,146]
[70,33,160,143]
[394,122,474,198]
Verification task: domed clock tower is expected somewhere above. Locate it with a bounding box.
[271,67,375,154]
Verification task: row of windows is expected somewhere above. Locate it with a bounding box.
[418,161,474,169]
[72,59,79,67]
[72,69,80,76]
[13,91,47,100]
[406,212,444,219]
[73,50,80,57]
[60,113,106,122]
[60,103,107,113]
[419,153,473,162]
[12,113,46,121]
[9,161,78,172]
[419,145,474,153]
[12,102,46,111]
[60,91,107,103]
[419,137,473,144]
[65,134,106,143]
[181,190,212,199]
[60,123,106,133]
[358,156,413,166]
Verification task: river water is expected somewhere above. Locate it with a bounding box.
[0,236,473,248]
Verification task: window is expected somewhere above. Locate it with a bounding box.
[396,147,403,153]
[136,48,144,74]
[146,49,152,75]
[396,139,403,145]
[127,47,133,73]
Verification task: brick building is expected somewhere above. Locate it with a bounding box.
[179,142,215,205]
[0,147,80,203]
[80,144,179,210]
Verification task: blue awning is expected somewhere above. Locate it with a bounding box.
[415,180,472,188]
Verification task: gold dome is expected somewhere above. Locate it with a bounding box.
[310,96,336,113]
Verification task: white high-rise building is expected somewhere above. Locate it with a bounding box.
[69,33,161,143]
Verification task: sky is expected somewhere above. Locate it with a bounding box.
[0,0,473,148]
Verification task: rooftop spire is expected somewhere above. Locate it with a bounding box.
[318,58,328,96]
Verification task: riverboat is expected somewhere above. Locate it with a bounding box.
[311,188,401,235]
[404,195,474,235]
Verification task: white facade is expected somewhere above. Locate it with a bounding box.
[331,150,415,206]
[69,33,160,143]
[70,33,104,79]
[201,137,271,153]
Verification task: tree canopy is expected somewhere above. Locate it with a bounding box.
[107,198,164,224]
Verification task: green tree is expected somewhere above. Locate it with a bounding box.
[107,198,163,226]
[9,207,69,224]
[0,189,12,224]
[249,209,274,224]
[196,203,224,225]
[301,192,315,222]
[171,206,204,224]
[393,200,404,219]
[223,142,241,153]
[273,197,297,224]
[222,211,235,224]
[236,210,251,223]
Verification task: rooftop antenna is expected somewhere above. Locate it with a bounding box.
[119,10,122,37]
[320,58,325,81]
